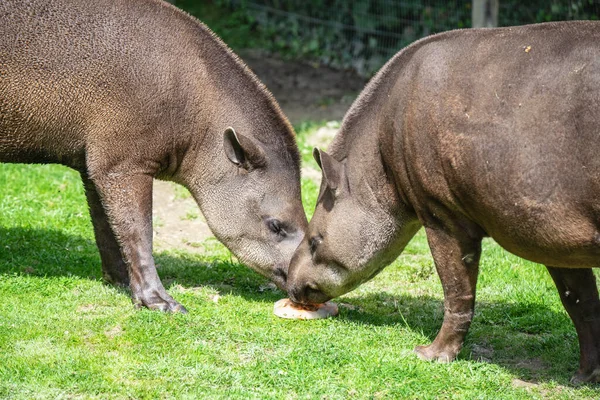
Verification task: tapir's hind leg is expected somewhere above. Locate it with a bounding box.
[547,266,600,384]
[81,173,130,287]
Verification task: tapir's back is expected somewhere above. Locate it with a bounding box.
[394,21,600,267]
[421,24,600,203]
[0,0,201,166]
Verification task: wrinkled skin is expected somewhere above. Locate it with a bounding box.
[0,0,307,312]
[287,21,600,383]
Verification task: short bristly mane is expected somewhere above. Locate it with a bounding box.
[334,21,592,158]
[334,29,465,154]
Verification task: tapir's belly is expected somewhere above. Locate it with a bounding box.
[427,117,600,269]
[474,203,600,268]
[0,123,86,167]
[0,90,87,168]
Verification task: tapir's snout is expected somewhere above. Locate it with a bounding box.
[286,240,332,305]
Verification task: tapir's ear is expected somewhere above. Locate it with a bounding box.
[313,148,342,191]
[223,127,266,170]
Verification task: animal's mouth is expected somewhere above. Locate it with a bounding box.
[288,282,333,306]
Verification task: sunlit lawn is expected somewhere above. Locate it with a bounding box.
[1,124,600,399]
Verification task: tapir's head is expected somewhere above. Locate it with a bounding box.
[287,148,420,305]
[191,126,307,290]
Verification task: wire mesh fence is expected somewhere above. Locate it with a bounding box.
[229,0,600,76]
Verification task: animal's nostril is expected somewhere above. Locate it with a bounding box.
[289,283,324,305]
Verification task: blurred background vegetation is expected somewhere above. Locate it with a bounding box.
[177,0,600,76]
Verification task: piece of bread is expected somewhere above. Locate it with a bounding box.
[273,298,339,320]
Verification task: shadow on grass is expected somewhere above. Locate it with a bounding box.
[0,226,282,303]
[0,226,586,387]
[337,291,580,386]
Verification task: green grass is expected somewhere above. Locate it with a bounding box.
[1,124,600,399]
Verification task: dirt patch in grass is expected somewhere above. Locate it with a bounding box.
[104,324,123,339]
[240,49,367,125]
[152,180,212,254]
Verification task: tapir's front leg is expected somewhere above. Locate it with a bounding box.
[91,171,186,313]
[415,227,481,362]
[81,173,130,287]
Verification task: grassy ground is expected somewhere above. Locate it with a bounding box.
[1,124,600,399]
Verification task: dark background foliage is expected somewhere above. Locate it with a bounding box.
[179,0,600,76]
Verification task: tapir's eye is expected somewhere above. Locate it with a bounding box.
[309,235,322,255]
[267,218,287,238]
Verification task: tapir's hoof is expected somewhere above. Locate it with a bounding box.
[165,303,188,314]
[173,303,189,313]
[570,369,600,386]
[134,297,188,313]
[415,345,457,363]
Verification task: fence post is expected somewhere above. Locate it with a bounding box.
[472,0,499,28]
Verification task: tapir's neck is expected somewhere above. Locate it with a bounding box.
[328,36,434,216]
[165,13,296,190]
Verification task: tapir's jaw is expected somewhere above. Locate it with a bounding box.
[270,263,289,291]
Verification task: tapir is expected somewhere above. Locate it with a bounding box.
[0,0,307,312]
[287,21,600,383]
